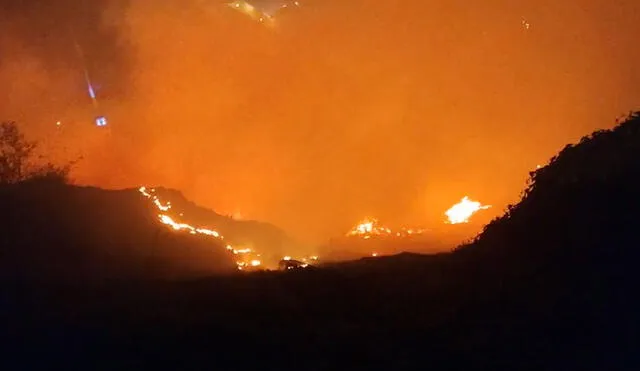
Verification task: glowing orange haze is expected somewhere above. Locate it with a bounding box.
[1,0,639,244]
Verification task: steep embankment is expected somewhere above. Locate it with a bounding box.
[0,181,239,281]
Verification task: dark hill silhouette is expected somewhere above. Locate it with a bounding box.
[440,112,640,369]
[2,112,640,370]
[460,111,640,261]
[0,180,306,281]
[453,112,640,286]
[0,181,240,281]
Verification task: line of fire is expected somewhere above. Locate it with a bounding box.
[138,186,491,271]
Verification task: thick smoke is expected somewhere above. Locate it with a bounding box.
[1,0,639,243]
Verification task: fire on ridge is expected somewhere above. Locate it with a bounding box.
[139,186,491,270]
[138,186,316,271]
[345,218,427,240]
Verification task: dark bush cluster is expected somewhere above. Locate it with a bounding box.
[0,121,73,186]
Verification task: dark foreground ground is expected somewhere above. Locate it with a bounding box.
[1,246,638,371]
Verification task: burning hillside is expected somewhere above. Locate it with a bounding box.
[317,196,491,261]
[138,186,318,270]
[0,170,494,281]
[138,186,492,268]
[345,218,427,239]
[0,182,239,281]
[345,196,490,240]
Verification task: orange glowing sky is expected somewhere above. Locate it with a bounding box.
[1,0,639,243]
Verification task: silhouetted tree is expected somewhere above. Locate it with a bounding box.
[0,121,71,184]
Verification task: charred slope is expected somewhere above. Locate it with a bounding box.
[0,181,237,281]
[152,187,301,257]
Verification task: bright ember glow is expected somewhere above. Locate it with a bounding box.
[445,196,491,224]
[346,218,427,238]
[346,218,392,237]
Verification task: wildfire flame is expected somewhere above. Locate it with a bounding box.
[346,218,392,237]
[142,187,490,270]
[445,196,491,224]
[346,218,426,238]
[138,186,315,271]
[140,186,258,270]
